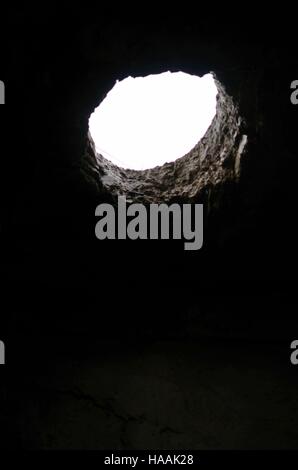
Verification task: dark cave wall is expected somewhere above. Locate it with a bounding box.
[2,10,298,340]
[5,15,297,229]
[2,9,298,451]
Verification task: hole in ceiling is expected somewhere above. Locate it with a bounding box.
[84,73,245,205]
[89,71,218,170]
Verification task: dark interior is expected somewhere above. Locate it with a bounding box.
[1,7,298,450]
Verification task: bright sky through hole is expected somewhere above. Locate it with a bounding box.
[89,72,218,170]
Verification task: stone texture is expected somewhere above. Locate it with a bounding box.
[2,8,298,451]
[83,79,247,206]
[15,339,298,449]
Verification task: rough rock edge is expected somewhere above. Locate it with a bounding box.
[82,76,248,204]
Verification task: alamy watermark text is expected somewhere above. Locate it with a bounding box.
[95,197,203,250]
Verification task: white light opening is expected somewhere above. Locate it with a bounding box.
[89,71,218,171]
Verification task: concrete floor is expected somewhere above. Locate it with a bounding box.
[13,339,298,449]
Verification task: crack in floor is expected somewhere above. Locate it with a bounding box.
[39,385,184,437]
